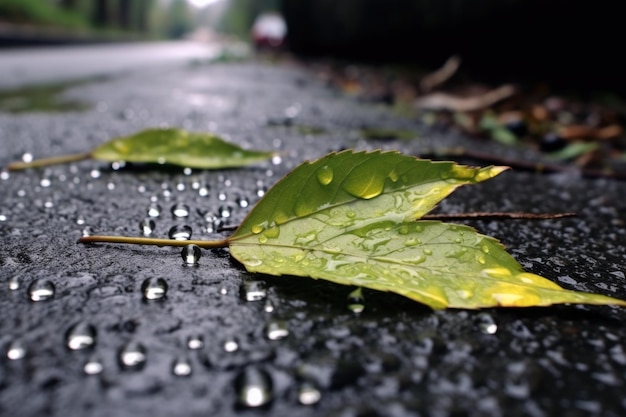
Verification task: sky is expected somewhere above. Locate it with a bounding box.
[187,0,223,8]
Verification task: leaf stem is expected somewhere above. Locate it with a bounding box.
[7,152,93,171]
[422,212,576,220]
[78,235,229,249]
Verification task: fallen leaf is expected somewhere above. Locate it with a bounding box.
[7,128,273,171]
[228,150,626,309]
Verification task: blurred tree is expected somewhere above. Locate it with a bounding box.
[165,0,192,38]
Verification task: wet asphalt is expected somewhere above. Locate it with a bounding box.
[1,49,626,417]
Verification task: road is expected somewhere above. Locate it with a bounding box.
[0,41,224,88]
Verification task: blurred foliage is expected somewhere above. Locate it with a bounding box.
[0,0,89,28]
[0,0,282,40]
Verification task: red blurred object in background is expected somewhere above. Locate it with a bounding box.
[251,13,287,50]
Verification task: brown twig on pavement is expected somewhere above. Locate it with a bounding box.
[415,84,517,112]
[420,55,462,92]
[422,212,576,221]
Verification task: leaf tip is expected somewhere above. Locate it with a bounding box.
[474,165,510,182]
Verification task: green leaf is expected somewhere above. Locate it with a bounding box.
[228,150,626,310]
[92,128,274,169]
[547,142,598,161]
[7,128,273,171]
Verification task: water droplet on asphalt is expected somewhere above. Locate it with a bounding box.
[22,152,33,163]
[7,340,26,360]
[171,203,190,218]
[168,225,192,240]
[90,169,101,179]
[264,300,274,313]
[256,183,267,197]
[29,279,55,302]
[218,204,233,219]
[181,244,201,265]
[172,356,192,376]
[66,322,97,350]
[235,367,273,408]
[187,335,204,350]
[298,382,322,405]
[475,313,498,335]
[223,337,239,352]
[139,218,156,236]
[84,357,103,375]
[119,341,147,370]
[243,280,267,301]
[141,277,168,300]
[347,287,365,314]
[147,203,162,217]
[236,195,250,208]
[8,276,20,291]
[316,165,334,185]
[266,320,289,340]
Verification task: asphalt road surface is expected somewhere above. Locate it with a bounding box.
[0,41,223,88]
[2,45,626,417]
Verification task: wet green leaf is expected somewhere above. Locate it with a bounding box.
[92,128,274,169]
[8,128,273,171]
[228,150,626,310]
[547,142,599,161]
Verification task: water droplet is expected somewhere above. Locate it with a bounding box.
[235,367,273,408]
[40,177,51,187]
[141,277,168,300]
[347,287,365,314]
[22,152,33,163]
[90,169,101,179]
[181,244,201,265]
[187,335,204,350]
[264,225,280,240]
[271,155,282,165]
[1,170,9,180]
[243,280,267,301]
[198,185,211,197]
[476,313,498,335]
[266,320,289,340]
[171,203,190,218]
[168,225,192,240]
[481,245,490,254]
[298,382,322,405]
[218,204,233,219]
[139,218,156,236]
[264,300,275,313]
[172,357,192,376]
[252,223,265,234]
[66,322,97,350]
[29,279,55,302]
[7,340,26,360]
[224,337,239,352]
[0,214,6,222]
[147,203,162,218]
[8,276,20,291]
[316,165,334,185]
[236,195,250,208]
[84,357,103,375]
[477,255,486,265]
[119,341,147,370]
[256,185,267,198]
